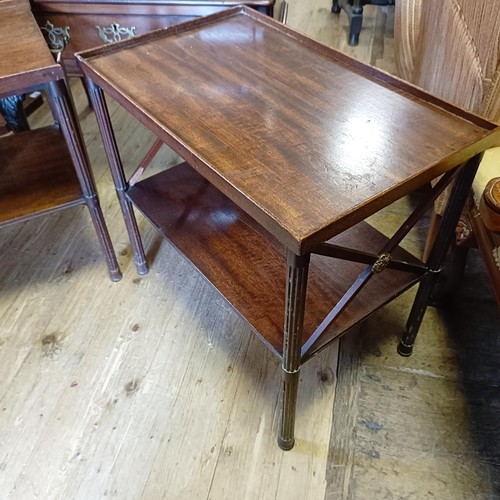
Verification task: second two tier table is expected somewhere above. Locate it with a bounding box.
[0,0,120,282]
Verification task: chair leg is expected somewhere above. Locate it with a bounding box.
[331,0,364,45]
[348,0,364,46]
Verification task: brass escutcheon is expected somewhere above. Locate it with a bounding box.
[96,23,136,44]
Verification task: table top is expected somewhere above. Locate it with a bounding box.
[76,7,500,254]
[0,0,63,98]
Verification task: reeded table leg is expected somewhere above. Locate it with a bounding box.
[278,250,310,450]
[398,154,483,356]
[85,77,149,276]
[46,79,122,282]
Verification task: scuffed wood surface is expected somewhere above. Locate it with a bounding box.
[326,283,500,499]
[0,73,338,499]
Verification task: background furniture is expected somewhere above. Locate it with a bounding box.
[29,0,275,175]
[30,0,275,76]
[0,0,121,281]
[78,6,499,449]
[332,0,395,45]
[394,0,500,308]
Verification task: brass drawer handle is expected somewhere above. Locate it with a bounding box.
[40,20,70,54]
[96,23,136,44]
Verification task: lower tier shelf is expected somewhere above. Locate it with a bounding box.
[128,162,423,361]
[0,125,84,226]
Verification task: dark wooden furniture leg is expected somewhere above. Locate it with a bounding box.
[46,79,122,281]
[332,0,395,46]
[332,0,363,45]
[398,154,483,356]
[278,250,310,450]
[84,78,149,275]
[349,0,364,46]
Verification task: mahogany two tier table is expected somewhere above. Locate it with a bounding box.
[76,7,500,449]
[0,0,120,282]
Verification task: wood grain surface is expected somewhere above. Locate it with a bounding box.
[0,126,83,224]
[128,162,421,357]
[77,7,500,254]
[0,0,62,97]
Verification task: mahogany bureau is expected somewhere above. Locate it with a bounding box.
[29,0,275,76]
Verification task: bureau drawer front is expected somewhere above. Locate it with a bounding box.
[35,13,190,73]
[32,1,275,74]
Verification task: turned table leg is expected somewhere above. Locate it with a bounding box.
[279,250,310,450]
[84,77,149,276]
[46,79,122,282]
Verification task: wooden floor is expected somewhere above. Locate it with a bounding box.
[1,1,499,499]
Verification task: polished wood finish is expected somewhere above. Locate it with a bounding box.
[0,1,62,97]
[77,6,500,448]
[0,126,83,224]
[128,162,421,358]
[77,8,498,255]
[0,0,121,280]
[30,0,275,75]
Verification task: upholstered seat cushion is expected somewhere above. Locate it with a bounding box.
[473,148,500,217]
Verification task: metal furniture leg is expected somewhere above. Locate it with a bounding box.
[84,78,149,275]
[46,79,122,281]
[398,154,483,356]
[278,250,310,450]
